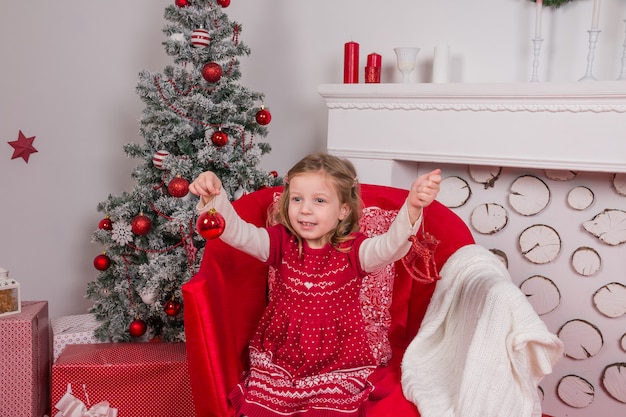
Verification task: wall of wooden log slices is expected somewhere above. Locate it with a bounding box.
[432,164,626,416]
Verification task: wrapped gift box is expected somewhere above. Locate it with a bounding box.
[51,342,195,417]
[51,313,106,363]
[0,301,50,417]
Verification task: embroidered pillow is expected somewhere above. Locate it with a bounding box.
[358,206,398,365]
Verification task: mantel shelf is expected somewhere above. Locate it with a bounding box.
[319,82,626,102]
[318,82,626,176]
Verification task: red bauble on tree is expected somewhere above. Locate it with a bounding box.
[164,299,182,316]
[202,62,222,83]
[98,217,113,231]
[175,0,189,7]
[129,318,147,337]
[168,176,189,198]
[196,208,226,239]
[93,253,111,271]
[211,130,228,147]
[217,0,231,7]
[131,214,152,236]
[255,106,272,126]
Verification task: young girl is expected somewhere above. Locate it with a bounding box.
[189,152,441,417]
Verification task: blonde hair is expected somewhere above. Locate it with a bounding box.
[274,153,362,253]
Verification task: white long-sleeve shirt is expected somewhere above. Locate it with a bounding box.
[198,191,421,272]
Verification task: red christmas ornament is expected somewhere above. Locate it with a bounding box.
[270,170,278,178]
[211,130,228,147]
[93,254,111,271]
[131,214,152,236]
[255,107,272,126]
[202,62,223,83]
[196,208,226,239]
[164,299,182,316]
[175,0,189,7]
[129,318,147,337]
[217,0,230,7]
[191,28,210,48]
[98,217,113,231]
[168,176,190,198]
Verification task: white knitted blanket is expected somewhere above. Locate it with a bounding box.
[401,244,564,417]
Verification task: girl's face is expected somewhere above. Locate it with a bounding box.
[287,172,349,249]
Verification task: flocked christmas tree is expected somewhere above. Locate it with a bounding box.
[533,0,576,7]
[87,0,280,342]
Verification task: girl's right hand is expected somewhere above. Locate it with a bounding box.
[189,171,222,205]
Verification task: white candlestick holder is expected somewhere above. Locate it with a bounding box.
[618,20,626,80]
[579,29,601,81]
[530,38,543,82]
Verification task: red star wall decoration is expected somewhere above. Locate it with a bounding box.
[8,130,38,163]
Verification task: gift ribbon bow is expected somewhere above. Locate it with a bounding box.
[55,384,118,417]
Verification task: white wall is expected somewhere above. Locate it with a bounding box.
[1,0,625,414]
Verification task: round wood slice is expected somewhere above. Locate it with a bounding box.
[567,186,594,211]
[558,319,603,360]
[557,374,594,408]
[489,248,508,268]
[509,175,550,216]
[519,275,560,315]
[438,176,471,208]
[583,209,626,246]
[612,173,626,197]
[544,169,577,181]
[518,224,561,264]
[592,282,626,318]
[571,246,601,277]
[470,203,508,235]
[602,363,626,404]
[468,165,501,189]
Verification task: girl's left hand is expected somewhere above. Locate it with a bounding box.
[408,169,442,216]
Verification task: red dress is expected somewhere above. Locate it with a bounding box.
[229,225,384,417]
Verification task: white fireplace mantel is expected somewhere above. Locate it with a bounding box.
[318,82,626,183]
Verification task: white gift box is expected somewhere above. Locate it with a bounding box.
[51,313,107,363]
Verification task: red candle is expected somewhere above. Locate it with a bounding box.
[367,53,382,68]
[344,41,359,83]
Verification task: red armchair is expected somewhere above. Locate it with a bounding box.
[182,184,478,416]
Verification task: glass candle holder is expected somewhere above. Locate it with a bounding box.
[394,47,420,83]
[365,66,381,83]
